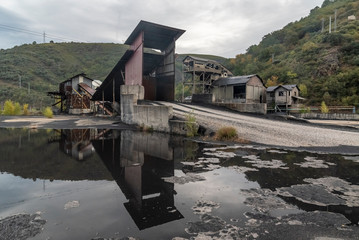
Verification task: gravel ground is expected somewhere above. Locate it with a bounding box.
[1,104,359,154]
[158,102,359,153]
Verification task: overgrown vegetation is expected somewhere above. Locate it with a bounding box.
[0,43,128,108]
[227,0,359,108]
[42,107,53,118]
[185,110,198,137]
[1,0,358,110]
[321,101,330,113]
[214,126,238,141]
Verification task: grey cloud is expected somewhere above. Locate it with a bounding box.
[0,0,323,57]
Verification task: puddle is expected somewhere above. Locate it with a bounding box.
[0,128,358,239]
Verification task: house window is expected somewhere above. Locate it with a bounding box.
[289,91,291,96]
[295,91,297,96]
[233,85,246,99]
[270,92,275,97]
[279,91,284,96]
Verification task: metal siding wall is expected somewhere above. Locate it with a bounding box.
[125,32,144,86]
[156,41,176,101]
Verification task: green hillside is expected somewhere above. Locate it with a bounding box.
[1,0,358,109]
[229,0,359,107]
[0,42,128,107]
[0,42,228,107]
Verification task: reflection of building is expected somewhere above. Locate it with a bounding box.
[50,129,109,161]
[92,130,183,230]
[58,129,96,161]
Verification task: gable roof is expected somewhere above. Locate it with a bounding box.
[266,84,299,92]
[213,75,263,87]
[125,20,185,51]
[60,73,94,84]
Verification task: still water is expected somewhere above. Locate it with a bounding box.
[0,128,358,240]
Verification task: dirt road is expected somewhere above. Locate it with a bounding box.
[159,102,359,153]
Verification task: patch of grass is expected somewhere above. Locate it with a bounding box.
[320,101,329,114]
[214,126,239,141]
[23,104,29,115]
[14,102,21,115]
[43,107,53,118]
[186,110,198,137]
[139,124,154,133]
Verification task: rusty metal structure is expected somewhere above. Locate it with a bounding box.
[182,55,233,95]
[48,73,99,114]
[92,20,185,105]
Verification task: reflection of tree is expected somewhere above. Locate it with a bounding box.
[0,128,111,181]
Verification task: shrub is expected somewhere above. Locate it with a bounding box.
[14,102,21,115]
[215,127,238,141]
[3,100,15,115]
[43,107,53,118]
[23,104,29,115]
[320,101,329,114]
[185,110,198,137]
[300,106,311,113]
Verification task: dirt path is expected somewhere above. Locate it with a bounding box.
[159,102,359,152]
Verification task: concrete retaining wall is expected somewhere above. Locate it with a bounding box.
[192,94,213,104]
[69,109,92,114]
[120,85,144,101]
[120,91,172,132]
[295,113,359,120]
[213,102,267,115]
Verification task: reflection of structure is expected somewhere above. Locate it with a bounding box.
[58,129,97,161]
[92,130,183,230]
[183,55,233,95]
[47,73,101,114]
[50,129,109,161]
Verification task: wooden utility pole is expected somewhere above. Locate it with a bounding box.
[329,16,332,33]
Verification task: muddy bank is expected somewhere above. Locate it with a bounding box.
[0,115,134,130]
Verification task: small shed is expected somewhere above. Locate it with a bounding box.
[266,84,302,106]
[212,75,266,103]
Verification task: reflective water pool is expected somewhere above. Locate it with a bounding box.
[0,128,358,239]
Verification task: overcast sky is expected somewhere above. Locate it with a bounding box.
[0,0,323,58]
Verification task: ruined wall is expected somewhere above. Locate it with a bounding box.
[120,85,172,132]
[192,94,213,103]
[294,113,359,120]
[213,102,267,115]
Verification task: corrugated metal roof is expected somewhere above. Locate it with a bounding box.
[78,83,96,96]
[125,20,185,51]
[266,84,298,92]
[213,75,259,87]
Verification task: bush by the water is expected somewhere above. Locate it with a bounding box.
[215,126,238,141]
[43,107,53,118]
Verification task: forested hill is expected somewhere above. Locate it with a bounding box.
[229,0,359,106]
[1,0,358,108]
[0,43,128,107]
[0,42,228,107]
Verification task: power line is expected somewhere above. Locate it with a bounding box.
[0,23,89,43]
